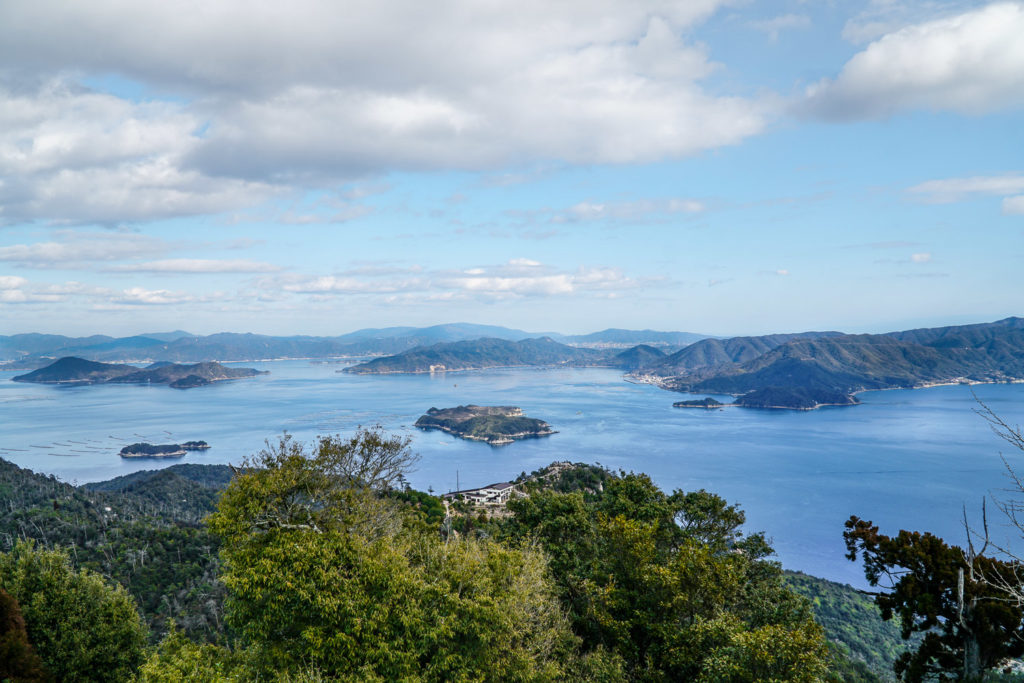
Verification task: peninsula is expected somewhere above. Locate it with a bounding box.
[638,317,1024,410]
[12,357,265,388]
[414,405,555,445]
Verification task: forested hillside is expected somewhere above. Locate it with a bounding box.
[644,318,1024,409]
[343,336,611,373]
[0,440,967,681]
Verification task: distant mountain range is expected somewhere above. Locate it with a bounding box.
[12,357,265,388]
[0,324,712,368]
[638,317,1024,409]
[7,318,1022,410]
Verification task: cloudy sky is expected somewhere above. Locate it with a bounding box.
[1,0,1021,336]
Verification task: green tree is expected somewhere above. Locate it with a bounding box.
[0,540,148,683]
[503,472,830,681]
[844,516,1024,681]
[207,429,584,681]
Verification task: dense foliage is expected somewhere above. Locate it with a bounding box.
[844,516,1024,681]
[0,441,937,681]
[500,478,830,681]
[0,541,148,683]
[201,431,592,681]
[0,459,227,640]
[785,570,918,681]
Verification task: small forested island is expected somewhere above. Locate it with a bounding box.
[673,397,724,408]
[119,441,210,458]
[414,405,555,445]
[733,386,860,410]
[12,357,265,388]
[672,389,859,411]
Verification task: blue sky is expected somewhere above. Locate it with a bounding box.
[0,0,1021,336]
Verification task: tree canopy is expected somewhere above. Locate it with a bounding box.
[204,429,586,681]
[501,473,829,681]
[0,540,148,683]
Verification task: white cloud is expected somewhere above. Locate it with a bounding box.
[775,269,790,276]
[749,14,811,41]
[439,260,645,299]
[282,275,424,295]
[265,259,653,302]
[841,0,987,44]
[907,173,1024,214]
[0,1,769,225]
[511,197,706,226]
[0,1,728,95]
[0,275,28,289]
[907,174,1024,202]
[108,259,281,273]
[911,252,932,263]
[804,3,1024,119]
[114,287,199,305]
[0,276,113,305]
[565,199,705,222]
[0,82,279,225]
[0,273,240,309]
[1003,195,1024,214]
[0,232,170,267]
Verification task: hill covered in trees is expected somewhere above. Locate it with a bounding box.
[12,357,265,387]
[0,434,922,682]
[343,336,613,373]
[414,405,555,445]
[640,317,1024,409]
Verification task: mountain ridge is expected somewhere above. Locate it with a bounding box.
[642,318,1024,409]
[0,323,710,366]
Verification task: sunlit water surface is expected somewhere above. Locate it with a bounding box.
[3,360,1023,587]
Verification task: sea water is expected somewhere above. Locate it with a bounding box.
[2,360,1023,587]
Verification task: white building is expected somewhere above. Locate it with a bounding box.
[443,482,515,505]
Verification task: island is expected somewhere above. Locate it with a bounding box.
[12,357,266,388]
[414,405,555,445]
[120,443,186,458]
[673,397,724,409]
[119,441,210,458]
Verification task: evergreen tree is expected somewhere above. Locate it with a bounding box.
[844,516,1024,681]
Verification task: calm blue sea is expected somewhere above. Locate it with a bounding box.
[2,360,1023,587]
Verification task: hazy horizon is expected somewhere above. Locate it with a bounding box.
[2,312,1021,342]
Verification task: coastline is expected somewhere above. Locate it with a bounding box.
[417,423,556,446]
